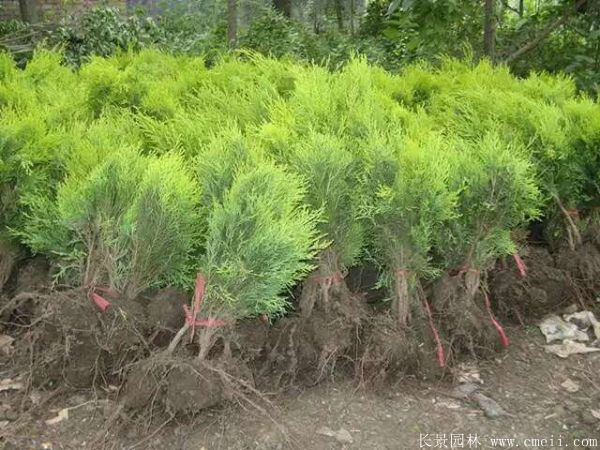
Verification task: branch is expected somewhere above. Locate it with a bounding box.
[504,0,587,64]
[501,0,520,15]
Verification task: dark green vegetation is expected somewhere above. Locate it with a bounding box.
[1,0,598,95]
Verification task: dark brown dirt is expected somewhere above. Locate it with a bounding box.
[431,273,499,360]
[21,289,150,389]
[0,239,19,292]
[260,288,366,389]
[2,328,599,449]
[145,287,188,347]
[491,246,577,322]
[13,256,49,296]
[556,241,600,294]
[121,354,256,415]
[1,240,599,449]
[146,287,187,332]
[357,308,442,386]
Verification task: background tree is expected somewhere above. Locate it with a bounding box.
[18,0,39,23]
[484,0,496,60]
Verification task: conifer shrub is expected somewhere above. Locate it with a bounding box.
[281,132,364,317]
[398,58,596,246]
[170,163,321,360]
[433,133,541,354]
[21,151,199,298]
[364,133,457,326]
[355,131,457,373]
[200,164,320,318]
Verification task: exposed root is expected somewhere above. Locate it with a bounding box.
[432,271,501,362]
[121,353,269,416]
[0,238,18,292]
[356,277,445,386]
[554,195,582,251]
[298,248,348,318]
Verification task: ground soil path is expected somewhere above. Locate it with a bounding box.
[2,326,599,450]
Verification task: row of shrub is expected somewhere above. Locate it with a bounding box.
[1,49,599,324]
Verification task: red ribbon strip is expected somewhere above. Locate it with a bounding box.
[89,291,111,312]
[399,268,444,369]
[422,297,446,368]
[87,286,119,313]
[512,252,527,278]
[483,291,509,347]
[313,271,344,285]
[183,273,228,330]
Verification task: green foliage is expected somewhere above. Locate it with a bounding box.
[364,133,457,277]
[502,1,600,95]
[365,0,482,67]
[1,49,599,319]
[195,127,262,205]
[201,164,321,318]
[22,150,200,297]
[438,133,541,269]
[283,132,363,268]
[238,8,314,60]
[54,6,164,67]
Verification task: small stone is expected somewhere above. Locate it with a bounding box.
[561,378,580,393]
[4,409,18,421]
[581,410,598,425]
[563,415,578,426]
[316,426,336,438]
[317,426,353,444]
[29,391,42,405]
[564,400,579,412]
[335,428,353,444]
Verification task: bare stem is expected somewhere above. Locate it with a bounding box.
[167,323,190,354]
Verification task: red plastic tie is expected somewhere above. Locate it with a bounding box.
[395,268,410,277]
[183,273,228,331]
[422,298,446,368]
[512,252,527,278]
[87,286,118,313]
[314,271,344,285]
[483,291,509,347]
[566,209,580,218]
[89,291,111,312]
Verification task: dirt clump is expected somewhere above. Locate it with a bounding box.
[555,240,600,294]
[25,289,150,389]
[0,238,19,292]
[356,311,441,385]
[431,273,499,361]
[145,287,187,347]
[146,287,187,331]
[14,256,50,295]
[258,291,366,390]
[491,246,575,322]
[121,355,255,415]
[233,318,269,361]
